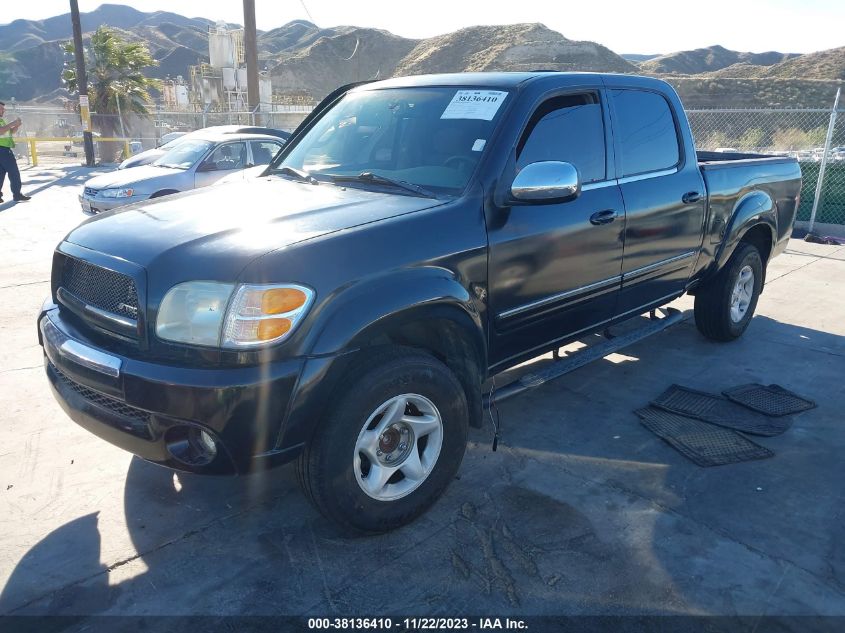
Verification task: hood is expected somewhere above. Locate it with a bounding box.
[64,176,444,281]
[86,164,176,190]
[119,148,165,169]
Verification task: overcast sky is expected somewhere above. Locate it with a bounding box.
[4,0,844,55]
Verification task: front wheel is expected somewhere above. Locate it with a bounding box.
[694,243,763,341]
[297,348,469,534]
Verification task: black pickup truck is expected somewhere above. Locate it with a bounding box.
[38,73,801,533]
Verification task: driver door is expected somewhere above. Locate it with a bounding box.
[193,141,248,188]
[486,90,625,369]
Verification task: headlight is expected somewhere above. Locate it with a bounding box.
[156,281,235,346]
[221,283,315,348]
[155,282,314,348]
[100,188,135,198]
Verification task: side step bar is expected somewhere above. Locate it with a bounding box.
[483,307,685,407]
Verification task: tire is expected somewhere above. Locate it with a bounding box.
[297,347,469,534]
[694,243,763,341]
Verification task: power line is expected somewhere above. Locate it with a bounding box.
[298,0,315,23]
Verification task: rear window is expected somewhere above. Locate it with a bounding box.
[611,89,680,177]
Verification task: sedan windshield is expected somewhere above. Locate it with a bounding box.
[279,87,510,195]
[154,139,214,169]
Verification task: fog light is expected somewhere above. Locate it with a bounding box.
[188,428,218,462]
[165,426,219,466]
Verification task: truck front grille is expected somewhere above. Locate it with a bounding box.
[61,257,140,322]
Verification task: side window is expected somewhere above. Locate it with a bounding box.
[516,93,606,184]
[205,142,247,171]
[250,140,282,166]
[611,89,680,177]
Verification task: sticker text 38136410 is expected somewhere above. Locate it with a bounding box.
[441,91,508,121]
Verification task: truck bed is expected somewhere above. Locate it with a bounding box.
[694,151,802,277]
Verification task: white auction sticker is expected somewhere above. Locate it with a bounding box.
[472,139,487,152]
[441,90,508,121]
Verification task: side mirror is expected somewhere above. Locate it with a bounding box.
[510,161,581,204]
[196,161,216,173]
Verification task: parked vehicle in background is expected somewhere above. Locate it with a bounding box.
[828,147,845,161]
[216,164,268,185]
[156,131,188,147]
[80,131,285,213]
[42,72,801,534]
[119,126,291,170]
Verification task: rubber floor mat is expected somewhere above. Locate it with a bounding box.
[723,384,816,417]
[651,384,792,436]
[636,406,774,467]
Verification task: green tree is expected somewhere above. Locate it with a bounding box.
[772,128,810,151]
[62,27,160,159]
[806,126,828,148]
[738,127,766,151]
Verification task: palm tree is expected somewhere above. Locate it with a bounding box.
[62,26,160,160]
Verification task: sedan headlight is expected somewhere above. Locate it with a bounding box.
[100,187,135,198]
[155,281,314,348]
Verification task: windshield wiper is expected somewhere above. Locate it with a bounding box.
[331,172,436,198]
[272,165,319,184]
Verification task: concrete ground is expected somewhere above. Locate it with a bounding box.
[0,165,844,623]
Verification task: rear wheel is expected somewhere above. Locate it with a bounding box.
[694,243,763,341]
[297,347,468,534]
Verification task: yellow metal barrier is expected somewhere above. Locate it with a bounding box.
[22,137,133,167]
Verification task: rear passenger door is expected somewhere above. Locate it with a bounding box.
[249,140,284,167]
[486,90,626,369]
[609,88,707,316]
[193,141,249,188]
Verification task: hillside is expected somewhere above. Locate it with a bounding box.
[258,20,353,56]
[640,45,799,75]
[269,28,417,99]
[0,4,229,52]
[758,46,845,80]
[622,54,660,63]
[393,24,637,77]
[665,77,843,109]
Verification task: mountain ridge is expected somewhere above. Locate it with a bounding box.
[1,4,843,107]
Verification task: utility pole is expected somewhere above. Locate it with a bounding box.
[243,0,261,125]
[69,0,94,166]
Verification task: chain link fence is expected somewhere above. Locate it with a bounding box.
[687,101,845,231]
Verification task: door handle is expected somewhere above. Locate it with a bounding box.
[590,209,617,225]
[682,191,702,204]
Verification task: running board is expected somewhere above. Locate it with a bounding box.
[483,307,685,407]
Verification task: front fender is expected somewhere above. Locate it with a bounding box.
[304,265,485,359]
[714,190,776,270]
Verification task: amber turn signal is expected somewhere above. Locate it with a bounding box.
[261,288,308,315]
[258,318,292,340]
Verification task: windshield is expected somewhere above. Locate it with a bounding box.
[279,87,510,195]
[153,139,213,169]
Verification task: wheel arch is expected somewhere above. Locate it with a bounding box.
[278,270,488,450]
[150,189,179,199]
[715,190,777,271]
